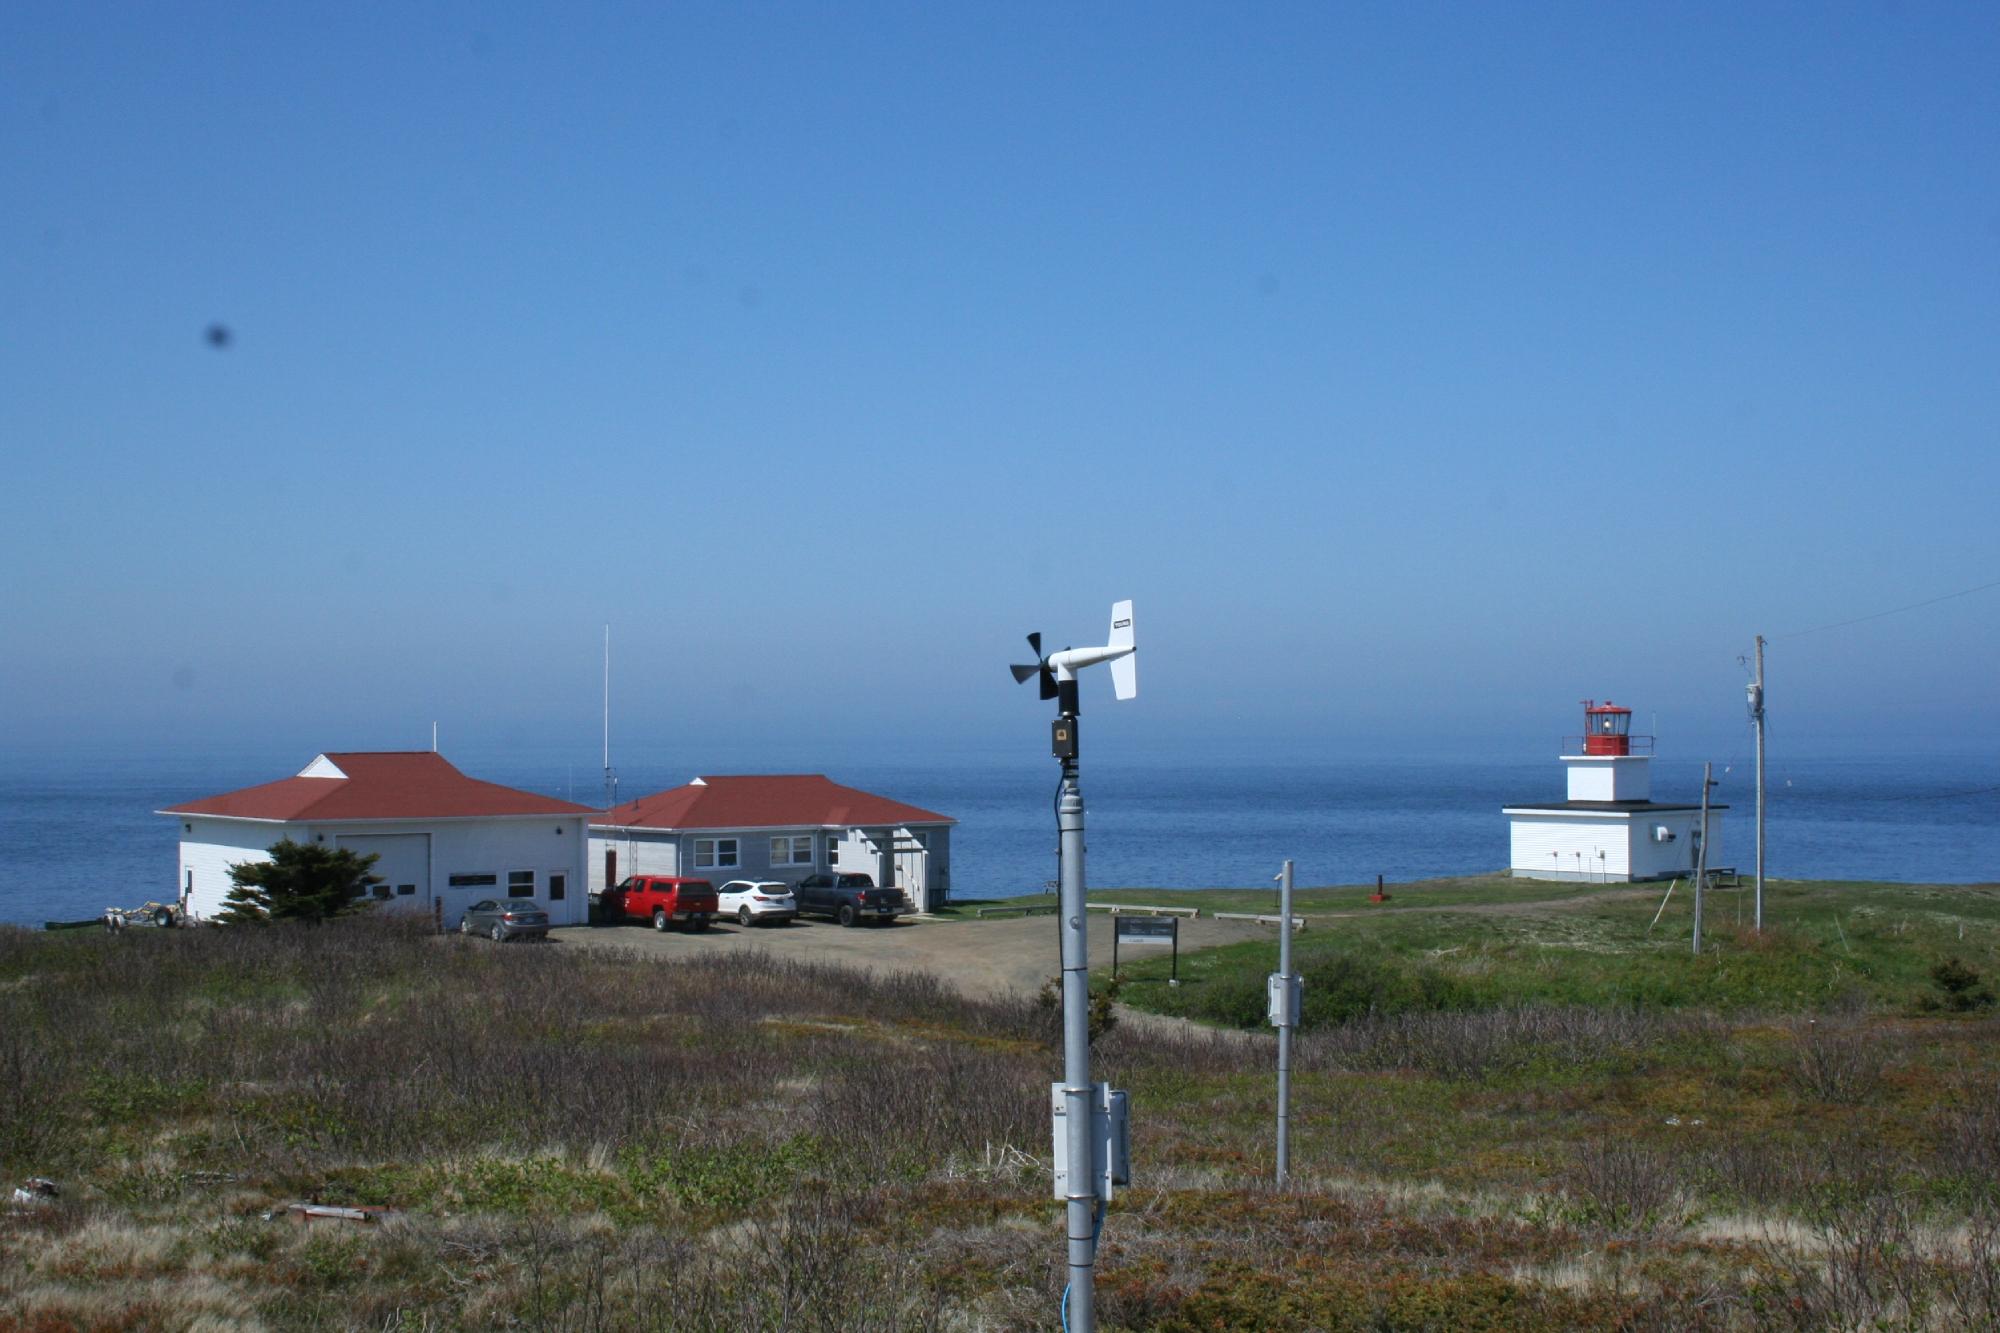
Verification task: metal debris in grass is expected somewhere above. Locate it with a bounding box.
[265,1203,400,1227]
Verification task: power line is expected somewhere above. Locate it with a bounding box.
[1774,576,2000,642]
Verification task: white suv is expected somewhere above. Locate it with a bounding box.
[716,880,798,927]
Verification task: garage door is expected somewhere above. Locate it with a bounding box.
[336,833,430,911]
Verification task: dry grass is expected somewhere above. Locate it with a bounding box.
[5,915,2000,1328]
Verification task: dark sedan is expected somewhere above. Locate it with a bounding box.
[460,899,549,942]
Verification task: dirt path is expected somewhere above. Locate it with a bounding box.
[550,887,1651,1002]
[550,913,1275,999]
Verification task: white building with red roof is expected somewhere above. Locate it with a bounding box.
[160,752,596,926]
[590,775,956,912]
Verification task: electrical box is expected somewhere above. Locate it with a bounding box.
[1267,972,1303,1027]
[1051,719,1077,760]
[1051,1082,1130,1202]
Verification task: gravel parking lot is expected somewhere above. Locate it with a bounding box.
[549,910,1274,1001]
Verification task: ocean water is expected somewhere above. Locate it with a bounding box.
[1,747,1994,928]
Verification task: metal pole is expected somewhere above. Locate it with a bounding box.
[602,625,616,810]
[1056,750,1096,1332]
[1693,762,1712,956]
[1276,859,1295,1187]
[1753,635,1766,933]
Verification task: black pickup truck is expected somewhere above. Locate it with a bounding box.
[792,872,909,927]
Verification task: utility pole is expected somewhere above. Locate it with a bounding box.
[1749,636,1766,932]
[1693,761,1714,956]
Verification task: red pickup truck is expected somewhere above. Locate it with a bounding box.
[601,875,718,932]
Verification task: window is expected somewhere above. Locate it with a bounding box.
[448,873,498,888]
[549,874,566,901]
[508,871,535,897]
[694,839,738,870]
[769,835,814,866]
[396,883,416,896]
[827,835,841,866]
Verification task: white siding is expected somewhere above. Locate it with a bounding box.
[1506,812,1632,881]
[336,833,430,909]
[179,818,286,919]
[427,817,590,928]
[177,815,589,927]
[1627,812,1704,881]
[587,829,679,894]
[1563,757,1653,802]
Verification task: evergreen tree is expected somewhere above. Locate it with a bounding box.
[218,839,382,924]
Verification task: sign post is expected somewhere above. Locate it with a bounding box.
[1113,914,1178,983]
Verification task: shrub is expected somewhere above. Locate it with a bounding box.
[1785,1017,1884,1104]
[1922,957,1997,1013]
[1561,1140,1688,1236]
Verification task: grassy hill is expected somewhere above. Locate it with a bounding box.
[1,883,1997,1329]
[1105,877,2000,1024]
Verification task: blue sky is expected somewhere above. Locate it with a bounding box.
[4,2,1997,769]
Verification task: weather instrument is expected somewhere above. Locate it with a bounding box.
[1011,600,1135,1333]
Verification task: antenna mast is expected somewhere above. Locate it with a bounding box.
[1693,761,1715,955]
[603,625,617,810]
[1749,635,1766,932]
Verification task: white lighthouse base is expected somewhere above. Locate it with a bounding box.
[1503,804,1720,883]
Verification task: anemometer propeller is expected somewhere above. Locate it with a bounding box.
[1011,600,1137,715]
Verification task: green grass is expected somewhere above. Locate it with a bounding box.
[6,892,2000,1330]
[1112,879,2000,1027]
[986,873,1605,918]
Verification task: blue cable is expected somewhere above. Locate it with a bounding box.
[1060,1201,1107,1331]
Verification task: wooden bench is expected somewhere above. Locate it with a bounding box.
[1212,911,1307,931]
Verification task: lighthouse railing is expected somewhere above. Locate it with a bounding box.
[1561,734,1655,756]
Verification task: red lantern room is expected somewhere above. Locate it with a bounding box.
[1582,700,1632,755]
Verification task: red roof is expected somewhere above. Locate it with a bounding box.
[162,752,596,822]
[595,775,954,832]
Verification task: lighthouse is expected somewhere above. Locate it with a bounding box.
[1502,699,1722,882]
